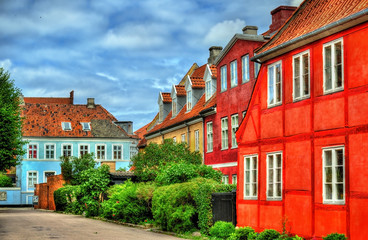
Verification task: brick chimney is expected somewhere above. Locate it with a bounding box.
[269,6,297,34]
[242,26,258,35]
[87,98,95,109]
[208,46,223,65]
[69,90,74,104]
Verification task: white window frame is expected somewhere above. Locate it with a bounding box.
[27,171,38,189]
[221,65,227,92]
[244,154,258,199]
[231,114,238,148]
[181,133,186,143]
[78,144,90,158]
[267,61,282,108]
[221,117,228,150]
[232,174,237,185]
[28,143,38,160]
[112,144,123,160]
[43,171,56,183]
[44,143,56,160]
[96,144,106,160]
[266,152,282,200]
[323,38,344,94]
[62,144,73,157]
[61,122,72,131]
[242,54,250,83]
[187,89,192,111]
[207,122,213,153]
[293,50,310,101]
[81,122,91,131]
[205,76,212,101]
[322,146,345,205]
[222,175,229,184]
[230,60,238,87]
[194,130,199,151]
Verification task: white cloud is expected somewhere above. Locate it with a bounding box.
[96,72,119,82]
[203,19,246,46]
[0,59,12,70]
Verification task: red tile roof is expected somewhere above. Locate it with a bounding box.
[190,64,206,89]
[161,92,172,103]
[175,85,186,96]
[209,64,217,79]
[21,96,130,138]
[257,0,368,55]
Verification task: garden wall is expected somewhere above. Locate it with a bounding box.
[34,174,65,210]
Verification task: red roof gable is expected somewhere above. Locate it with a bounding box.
[257,0,368,56]
[175,85,186,96]
[209,64,217,79]
[190,64,206,89]
[161,92,172,103]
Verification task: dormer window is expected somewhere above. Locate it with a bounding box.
[159,102,163,122]
[187,89,192,111]
[172,96,177,117]
[81,122,91,131]
[62,122,72,131]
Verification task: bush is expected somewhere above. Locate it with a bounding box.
[256,229,280,240]
[0,174,13,187]
[53,185,83,214]
[60,153,96,185]
[209,221,235,239]
[323,233,347,240]
[228,227,256,240]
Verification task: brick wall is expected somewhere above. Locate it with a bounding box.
[34,175,65,210]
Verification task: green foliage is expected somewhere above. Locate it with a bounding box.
[228,227,256,240]
[53,185,83,214]
[0,174,13,187]
[323,233,347,240]
[256,229,280,240]
[60,153,96,185]
[101,180,155,223]
[155,162,222,186]
[0,68,25,171]
[209,221,235,239]
[131,139,202,182]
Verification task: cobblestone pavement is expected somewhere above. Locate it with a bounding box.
[0,207,182,240]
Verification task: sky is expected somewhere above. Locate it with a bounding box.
[0,0,303,131]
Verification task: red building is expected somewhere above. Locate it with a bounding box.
[203,7,295,184]
[236,0,368,239]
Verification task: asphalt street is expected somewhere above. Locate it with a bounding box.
[0,207,182,240]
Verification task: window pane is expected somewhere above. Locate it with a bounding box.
[268,66,274,105]
[325,150,332,166]
[252,184,257,197]
[268,169,273,183]
[294,57,300,99]
[325,167,332,183]
[276,64,281,102]
[252,157,257,169]
[277,154,282,167]
[325,183,332,199]
[336,166,344,183]
[246,158,250,169]
[336,149,343,165]
[268,184,273,196]
[268,155,274,168]
[324,46,332,90]
[335,42,343,88]
[245,184,250,196]
[336,184,344,200]
[252,170,257,182]
[276,183,282,197]
[276,169,282,182]
[303,54,309,95]
[246,171,250,182]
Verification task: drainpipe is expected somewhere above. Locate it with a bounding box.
[185,122,190,148]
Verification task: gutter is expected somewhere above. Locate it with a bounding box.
[252,8,368,62]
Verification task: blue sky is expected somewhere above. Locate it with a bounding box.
[0,0,302,131]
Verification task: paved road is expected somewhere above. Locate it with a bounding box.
[0,208,182,240]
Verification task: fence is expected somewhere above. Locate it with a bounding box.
[212,190,237,226]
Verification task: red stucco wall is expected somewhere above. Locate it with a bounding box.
[34,175,65,211]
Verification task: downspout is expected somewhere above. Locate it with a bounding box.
[201,118,205,164]
[185,122,190,148]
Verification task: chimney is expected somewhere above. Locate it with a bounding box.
[242,26,258,35]
[69,90,74,104]
[115,121,133,135]
[87,98,95,109]
[208,46,223,65]
[269,6,297,35]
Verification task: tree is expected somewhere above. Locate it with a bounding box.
[131,139,202,182]
[60,153,96,185]
[0,68,25,171]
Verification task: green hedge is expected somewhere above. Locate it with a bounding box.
[0,174,13,187]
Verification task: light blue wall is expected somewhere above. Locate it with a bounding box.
[0,188,21,205]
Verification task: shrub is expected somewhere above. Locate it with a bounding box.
[209,221,235,239]
[53,185,83,214]
[323,233,347,240]
[60,153,96,185]
[0,174,13,187]
[228,226,256,240]
[256,229,280,240]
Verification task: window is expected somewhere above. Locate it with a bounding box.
[221,65,227,91]
[293,50,310,100]
[159,102,163,122]
[172,96,177,117]
[242,55,250,83]
[28,171,37,188]
[267,152,282,200]
[81,122,91,131]
[62,144,72,157]
[323,146,345,204]
[231,114,239,148]
[79,144,89,157]
[232,174,237,185]
[173,137,177,143]
[62,122,72,131]
[244,155,258,199]
[44,171,56,183]
[113,145,122,160]
[254,62,260,78]
[207,122,213,152]
[187,89,192,111]
[230,60,237,87]
[181,134,186,143]
[130,145,138,159]
[268,61,282,107]
[45,144,55,159]
[206,77,212,101]
[28,144,38,159]
[222,175,229,184]
[324,38,343,93]
[194,130,199,151]
[221,117,228,150]
[96,145,106,160]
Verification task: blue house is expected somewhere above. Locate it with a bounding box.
[2,91,138,205]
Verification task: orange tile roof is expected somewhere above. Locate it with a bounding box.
[175,85,186,96]
[257,0,368,55]
[161,92,172,103]
[21,97,130,138]
[190,64,206,89]
[209,64,217,79]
